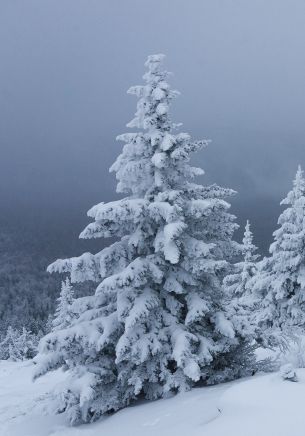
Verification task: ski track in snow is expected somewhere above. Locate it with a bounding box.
[1,360,305,436]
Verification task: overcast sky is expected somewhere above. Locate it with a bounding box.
[1,0,305,252]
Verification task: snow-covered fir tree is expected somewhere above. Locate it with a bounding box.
[0,326,37,361]
[52,277,75,331]
[34,54,257,424]
[0,326,19,360]
[224,220,259,299]
[223,221,259,338]
[250,166,305,346]
[45,314,54,334]
[17,327,37,360]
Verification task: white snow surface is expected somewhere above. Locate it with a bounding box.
[1,360,305,436]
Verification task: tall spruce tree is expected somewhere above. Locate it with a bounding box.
[250,166,305,345]
[34,54,255,424]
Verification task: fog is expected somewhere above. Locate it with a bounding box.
[1,0,305,253]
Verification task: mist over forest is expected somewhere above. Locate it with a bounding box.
[2,0,305,334]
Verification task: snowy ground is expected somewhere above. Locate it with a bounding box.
[1,360,305,436]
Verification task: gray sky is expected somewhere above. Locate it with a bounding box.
[1,0,305,252]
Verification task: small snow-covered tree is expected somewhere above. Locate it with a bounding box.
[224,220,259,298]
[280,363,298,381]
[52,278,75,331]
[250,166,305,345]
[223,220,259,338]
[17,327,37,359]
[45,315,54,334]
[0,326,19,360]
[0,326,36,360]
[34,54,256,424]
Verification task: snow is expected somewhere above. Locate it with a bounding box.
[206,372,305,436]
[280,363,297,381]
[161,132,176,151]
[212,312,235,339]
[3,360,305,436]
[0,360,66,436]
